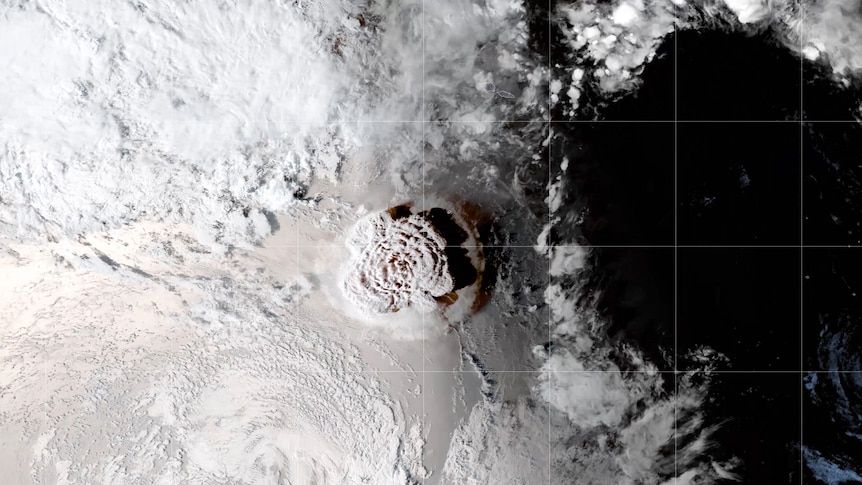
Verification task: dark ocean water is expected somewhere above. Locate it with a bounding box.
[522,3,862,479]
[803,249,862,484]
[800,56,862,482]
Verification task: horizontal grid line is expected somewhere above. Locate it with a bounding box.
[265,244,862,248]
[46,369,862,375]
[551,119,857,123]
[7,119,858,124]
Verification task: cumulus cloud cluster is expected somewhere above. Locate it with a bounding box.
[552,0,672,115]
[534,162,732,484]
[554,0,862,119]
[555,0,677,110]
[804,0,862,74]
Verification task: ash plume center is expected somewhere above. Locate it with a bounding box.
[341,203,483,316]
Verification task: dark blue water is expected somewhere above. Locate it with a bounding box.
[525,7,862,480]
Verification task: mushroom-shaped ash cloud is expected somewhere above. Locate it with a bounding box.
[342,203,482,316]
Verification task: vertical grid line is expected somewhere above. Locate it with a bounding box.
[171,40,179,485]
[288,22,301,485]
[547,1,553,483]
[799,2,805,482]
[43,337,47,485]
[296,116,301,485]
[421,0,427,478]
[673,1,679,483]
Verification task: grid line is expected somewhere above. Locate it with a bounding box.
[548,0,553,482]
[7,118,861,124]
[673,0,679,480]
[6,118,853,123]
[267,244,862,248]
[43,336,47,485]
[67,368,862,375]
[421,0,427,478]
[799,4,806,482]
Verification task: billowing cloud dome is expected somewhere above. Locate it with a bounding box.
[342,203,481,316]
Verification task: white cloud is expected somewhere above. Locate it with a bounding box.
[721,0,769,23]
